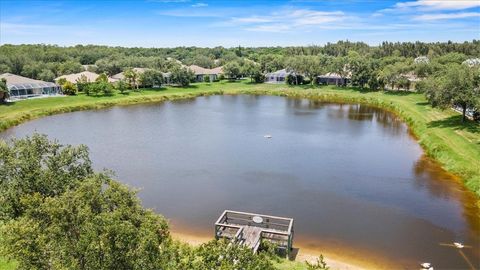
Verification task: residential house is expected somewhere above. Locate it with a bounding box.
[0,73,61,100]
[265,69,290,83]
[317,72,349,86]
[188,65,223,82]
[55,71,112,84]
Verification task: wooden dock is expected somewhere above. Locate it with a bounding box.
[214,210,294,256]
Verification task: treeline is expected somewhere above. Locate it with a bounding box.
[1,134,327,270]
[1,40,479,81]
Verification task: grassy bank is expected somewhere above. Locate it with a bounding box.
[1,80,478,196]
[0,258,16,270]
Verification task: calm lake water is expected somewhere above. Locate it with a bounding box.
[1,95,479,269]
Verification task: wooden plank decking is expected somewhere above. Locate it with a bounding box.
[214,210,294,256]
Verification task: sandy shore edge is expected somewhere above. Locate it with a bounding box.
[171,231,367,270]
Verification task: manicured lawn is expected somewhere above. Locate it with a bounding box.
[0,257,16,270]
[1,80,479,197]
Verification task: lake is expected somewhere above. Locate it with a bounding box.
[1,95,479,269]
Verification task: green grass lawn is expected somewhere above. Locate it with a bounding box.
[0,258,16,270]
[1,80,478,197]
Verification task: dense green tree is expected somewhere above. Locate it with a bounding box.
[76,74,90,92]
[124,68,139,90]
[193,240,275,270]
[223,61,241,80]
[58,60,83,75]
[0,174,172,270]
[115,79,128,94]
[170,66,194,87]
[37,69,55,82]
[0,78,8,102]
[85,81,113,96]
[434,52,468,65]
[193,55,215,69]
[332,56,349,86]
[95,73,109,83]
[425,64,480,123]
[95,58,123,76]
[8,54,27,75]
[62,81,78,95]
[140,70,164,88]
[259,54,285,73]
[0,134,92,220]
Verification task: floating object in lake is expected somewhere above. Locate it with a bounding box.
[420,262,432,269]
[252,215,263,224]
[264,135,272,139]
[453,242,464,249]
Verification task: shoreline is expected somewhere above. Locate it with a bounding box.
[171,231,393,270]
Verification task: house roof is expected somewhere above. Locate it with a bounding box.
[110,68,170,81]
[266,69,290,77]
[56,71,102,83]
[414,56,429,64]
[111,68,151,81]
[318,72,352,79]
[188,65,223,75]
[0,73,59,90]
[463,58,480,67]
[210,66,224,74]
[403,72,421,82]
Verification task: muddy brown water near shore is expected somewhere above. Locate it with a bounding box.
[1,95,479,269]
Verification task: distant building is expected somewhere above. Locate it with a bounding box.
[55,71,113,84]
[81,64,97,71]
[317,72,349,86]
[414,56,429,64]
[0,73,61,100]
[110,68,171,85]
[187,65,223,82]
[110,68,149,82]
[463,58,480,68]
[265,69,290,83]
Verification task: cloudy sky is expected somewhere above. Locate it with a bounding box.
[0,0,479,47]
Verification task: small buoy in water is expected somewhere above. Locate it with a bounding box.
[264,135,272,139]
[453,242,464,249]
[420,262,432,269]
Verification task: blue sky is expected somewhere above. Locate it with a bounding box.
[0,0,479,47]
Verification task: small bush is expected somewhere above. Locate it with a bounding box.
[61,81,77,95]
[287,74,304,85]
[306,255,329,270]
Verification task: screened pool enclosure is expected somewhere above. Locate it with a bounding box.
[0,73,61,100]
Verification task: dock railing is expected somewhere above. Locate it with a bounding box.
[214,210,294,256]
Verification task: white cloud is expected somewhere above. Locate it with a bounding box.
[231,17,274,23]
[191,2,208,7]
[414,11,480,20]
[245,24,291,32]
[229,9,348,32]
[395,0,480,10]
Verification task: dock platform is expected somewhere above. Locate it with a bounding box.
[214,210,294,256]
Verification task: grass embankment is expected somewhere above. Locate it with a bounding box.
[0,258,16,270]
[1,81,478,197]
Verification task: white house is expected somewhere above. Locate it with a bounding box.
[265,69,291,83]
[0,73,61,100]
